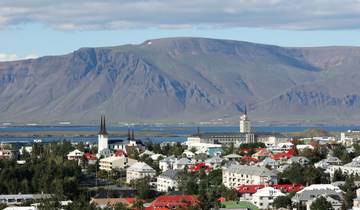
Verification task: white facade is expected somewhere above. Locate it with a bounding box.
[126,162,156,183]
[99,156,127,171]
[98,134,109,154]
[67,149,84,160]
[223,165,278,189]
[240,113,251,133]
[330,156,360,178]
[251,187,285,210]
[156,170,179,192]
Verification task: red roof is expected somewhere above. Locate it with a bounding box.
[189,162,212,172]
[114,149,128,157]
[84,153,97,160]
[237,184,304,194]
[148,195,198,209]
[271,148,296,160]
[240,156,258,162]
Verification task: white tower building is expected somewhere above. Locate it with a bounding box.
[240,106,251,133]
[97,115,109,154]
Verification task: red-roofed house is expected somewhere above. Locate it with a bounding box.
[146,195,199,210]
[271,148,296,160]
[83,153,97,164]
[240,156,258,164]
[114,149,128,157]
[237,184,304,199]
[189,162,212,172]
[90,197,139,208]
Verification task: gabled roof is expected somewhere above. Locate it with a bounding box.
[159,169,179,180]
[225,165,277,177]
[127,162,155,172]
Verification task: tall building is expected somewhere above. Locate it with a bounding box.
[240,106,251,133]
[97,115,109,154]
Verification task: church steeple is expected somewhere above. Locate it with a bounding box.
[98,115,108,135]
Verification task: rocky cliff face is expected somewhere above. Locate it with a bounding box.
[0,37,359,124]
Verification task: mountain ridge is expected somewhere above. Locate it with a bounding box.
[1,37,360,124]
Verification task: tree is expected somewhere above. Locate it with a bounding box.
[113,202,130,210]
[332,169,346,182]
[273,196,292,209]
[131,177,152,199]
[310,197,334,210]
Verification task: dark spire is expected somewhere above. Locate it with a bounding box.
[197,127,200,136]
[127,129,131,140]
[99,115,108,135]
[244,105,247,115]
[131,129,135,140]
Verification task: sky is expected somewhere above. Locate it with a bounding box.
[1,0,360,61]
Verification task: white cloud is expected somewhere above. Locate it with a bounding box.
[0,53,38,62]
[0,0,360,30]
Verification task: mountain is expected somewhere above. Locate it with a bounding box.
[1,37,360,124]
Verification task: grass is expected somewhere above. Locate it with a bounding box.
[221,201,259,210]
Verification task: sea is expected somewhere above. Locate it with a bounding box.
[0,124,359,144]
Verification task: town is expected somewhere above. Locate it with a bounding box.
[1,111,360,210]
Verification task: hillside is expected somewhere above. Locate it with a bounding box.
[0,37,360,124]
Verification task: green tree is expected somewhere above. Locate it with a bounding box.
[310,197,334,210]
[332,169,346,182]
[273,196,292,209]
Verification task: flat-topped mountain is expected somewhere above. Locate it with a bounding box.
[1,37,360,124]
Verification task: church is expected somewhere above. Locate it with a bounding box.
[96,115,145,158]
[187,108,255,147]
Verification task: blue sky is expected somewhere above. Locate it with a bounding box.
[1,0,360,60]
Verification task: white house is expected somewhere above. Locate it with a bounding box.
[330,156,360,178]
[99,156,127,171]
[353,188,360,210]
[251,187,285,210]
[156,169,179,192]
[222,165,278,189]
[159,155,177,172]
[66,149,84,161]
[292,184,343,210]
[173,158,196,170]
[126,162,156,183]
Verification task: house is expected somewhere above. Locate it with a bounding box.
[256,157,280,169]
[90,197,137,209]
[19,146,33,155]
[287,156,309,166]
[0,194,51,205]
[189,162,212,173]
[159,155,177,172]
[222,165,278,188]
[314,155,342,171]
[146,195,198,210]
[330,156,360,178]
[99,156,127,171]
[156,169,180,192]
[173,158,196,170]
[237,184,303,200]
[252,149,272,160]
[353,188,360,210]
[126,162,156,183]
[205,156,224,169]
[291,184,343,210]
[251,187,285,210]
[84,153,97,165]
[224,153,242,161]
[305,194,342,210]
[182,150,195,158]
[66,149,84,161]
[0,148,16,160]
